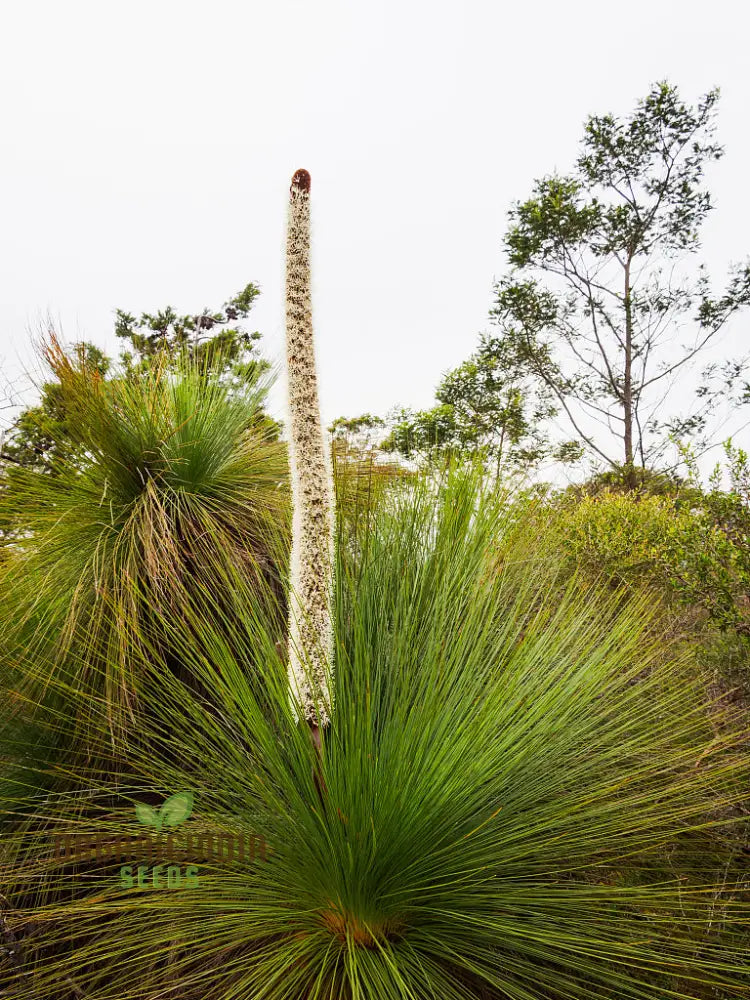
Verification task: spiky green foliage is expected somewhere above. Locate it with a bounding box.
[1,468,748,998]
[0,339,289,755]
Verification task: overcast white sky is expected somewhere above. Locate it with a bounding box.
[2,0,748,469]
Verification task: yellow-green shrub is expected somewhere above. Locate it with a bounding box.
[550,492,750,681]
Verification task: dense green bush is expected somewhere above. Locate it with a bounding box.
[549,465,750,694]
[554,492,745,622]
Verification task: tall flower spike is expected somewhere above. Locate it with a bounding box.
[285,168,334,728]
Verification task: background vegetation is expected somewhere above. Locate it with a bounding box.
[0,78,748,999]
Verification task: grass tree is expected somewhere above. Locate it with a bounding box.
[0,337,289,765]
[2,468,749,998]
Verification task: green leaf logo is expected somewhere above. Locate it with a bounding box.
[135,792,194,831]
[135,802,161,829]
[159,791,194,828]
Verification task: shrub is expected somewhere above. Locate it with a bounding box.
[551,487,750,689]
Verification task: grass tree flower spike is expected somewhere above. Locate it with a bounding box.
[285,168,334,729]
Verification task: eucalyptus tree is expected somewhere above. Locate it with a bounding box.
[488,81,750,488]
[115,282,266,382]
[382,345,556,471]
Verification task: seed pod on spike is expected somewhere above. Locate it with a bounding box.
[285,168,334,728]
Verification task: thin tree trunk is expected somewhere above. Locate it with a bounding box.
[623,256,636,490]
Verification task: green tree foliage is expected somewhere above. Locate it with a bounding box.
[115,282,265,381]
[381,344,557,471]
[0,341,111,473]
[329,413,386,446]
[486,81,750,487]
